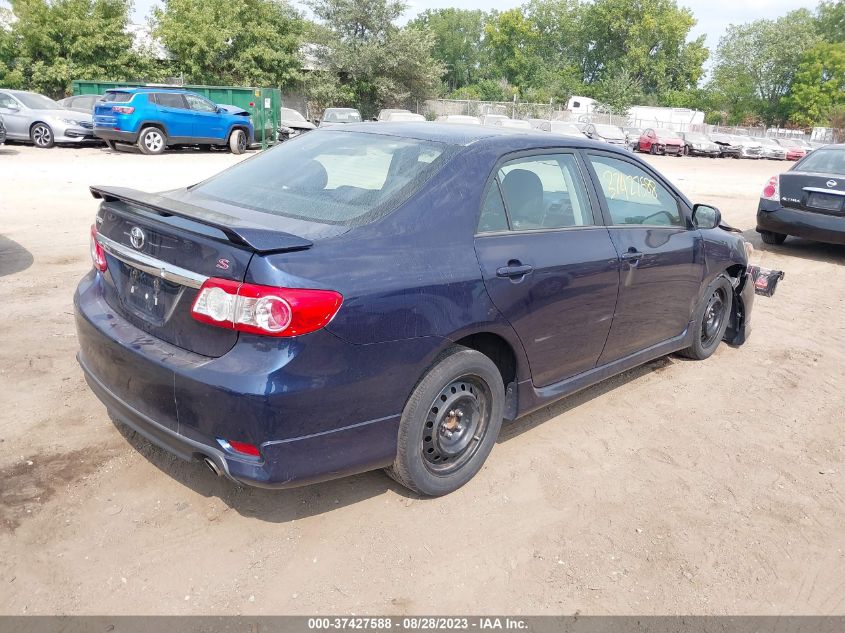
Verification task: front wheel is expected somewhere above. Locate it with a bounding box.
[229,129,247,154]
[678,276,733,361]
[386,346,505,496]
[31,123,54,148]
[138,127,166,155]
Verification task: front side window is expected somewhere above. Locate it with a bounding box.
[192,130,457,226]
[588,155,683,227]
[497,154,593,230]
[186,94,217,113]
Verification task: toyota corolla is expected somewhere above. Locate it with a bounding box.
[75,123,757,496]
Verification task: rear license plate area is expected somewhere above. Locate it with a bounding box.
[120,266,179,323]
[807,192,843,212]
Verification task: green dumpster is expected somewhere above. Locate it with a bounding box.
[72,80,281,146]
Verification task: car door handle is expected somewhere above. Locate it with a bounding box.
[496,264,534,278]
[621,250,643,261]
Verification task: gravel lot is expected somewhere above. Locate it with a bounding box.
[1,141,843,615]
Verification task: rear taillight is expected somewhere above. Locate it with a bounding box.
[761,176,780,202]
[112,106,134,114]
[191,278,342,337]
[90,224,107,272]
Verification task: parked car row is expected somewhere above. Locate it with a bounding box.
[0,87,254,154]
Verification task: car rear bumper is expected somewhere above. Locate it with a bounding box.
[756,199,845,245]
[94,128,137,143]
[74,270,406,488]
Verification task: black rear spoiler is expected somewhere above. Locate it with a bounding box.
[90,185,313,254]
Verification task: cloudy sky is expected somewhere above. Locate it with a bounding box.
[129,0,819,53]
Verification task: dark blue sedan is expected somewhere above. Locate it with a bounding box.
[74,123,755,496]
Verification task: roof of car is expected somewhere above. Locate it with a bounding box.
[318,121,622,152]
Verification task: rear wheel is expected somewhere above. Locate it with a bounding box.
[229,128,247,154]
[138,127,166,155]
[31,123,54,148]
[386,346,504,496]
[760,230,787,245]
[678,276,733,361]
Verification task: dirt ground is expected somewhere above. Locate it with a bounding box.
[0,141,843,616]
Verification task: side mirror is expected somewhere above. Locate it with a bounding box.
[692,203,721,230]
[3,103,19,111]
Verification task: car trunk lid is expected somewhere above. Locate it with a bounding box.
[779,173,845,215]
[91,185,314,358]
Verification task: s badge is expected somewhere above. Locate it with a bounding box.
[216,258,231,271]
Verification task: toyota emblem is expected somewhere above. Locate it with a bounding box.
[826,179,838,188]
[129,226,146,250]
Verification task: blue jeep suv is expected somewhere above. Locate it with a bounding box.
[93,87,254,155]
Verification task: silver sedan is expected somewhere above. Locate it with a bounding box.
[0,89,94,148]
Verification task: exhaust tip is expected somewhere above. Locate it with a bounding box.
[202,457,221,477]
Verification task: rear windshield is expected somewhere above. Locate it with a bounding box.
[323,110,361,123]
[796,149,845,175]
[192,130,459,226]
[103,91,133,103]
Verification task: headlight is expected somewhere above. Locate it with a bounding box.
[693,144,702,149]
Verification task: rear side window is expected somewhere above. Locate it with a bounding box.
[497,154,593,230]
[588,155,682,227]
[478,181,509,233]
[153,93,187,109]
[103,91,132,103]
[192,130,458,226]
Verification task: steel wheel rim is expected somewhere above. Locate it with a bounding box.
[33,125,51,146]
[701,287,727,347]
[144,131,163,152]
[422,375,490,476]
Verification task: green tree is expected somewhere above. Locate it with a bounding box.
[484,8,539,87]
[2,0,144,97]
[153,0,303,87]
[306,0,443,117]
[784,42,845,127]
[408,8,488,91]
[816,0,845,43]
[593,68,642,114]
[580,0,707,93]
[711,9,820,124]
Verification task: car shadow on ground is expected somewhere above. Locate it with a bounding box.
[0,146,19,156]
[110,356,674,523]
[0,234,34,277]
[742,229,845,265]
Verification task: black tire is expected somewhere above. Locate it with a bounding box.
[678,275,734,361]
[649,144,657,155]
[229,128,247,154]
[138,126,166,155]
[683,145,690,156]
[760,230,787,245]
[30,123,54,148]
[104,140,117,151]
[386,346,505,496]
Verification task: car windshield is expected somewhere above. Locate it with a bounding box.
[15,92,60,110]
[595,125,624,139]
[192,131,458,226]
[551,122,582,134]
[323,110,361,123]
[796,149,845,175]
[654,129,678,137]
[281,108,307,122]
[684,133,707,142]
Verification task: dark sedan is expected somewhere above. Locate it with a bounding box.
[757,144,845,245]
[75,123,756,496]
